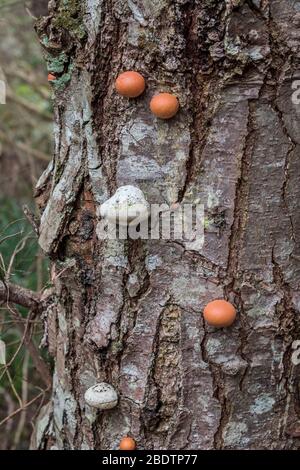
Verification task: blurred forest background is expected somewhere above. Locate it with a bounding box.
[0,0,51,449]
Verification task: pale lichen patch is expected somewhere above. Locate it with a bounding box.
[223,421,249,447]
[250,394,275,415]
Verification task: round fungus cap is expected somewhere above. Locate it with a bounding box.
[100,185,149,226]
[150,93,179,119]
[84,382,118,410]
[119,436,136,450]
[115,71,145,98]
[203,299,236,328]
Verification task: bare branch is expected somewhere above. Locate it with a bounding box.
[23,205,40,236]
[23,328,52,388]
[0,281,41,311]
[4,364,23,408]
[0,307,52,388]
[6,234,31,282]
[13,350,29,448]
[0,387,50,429]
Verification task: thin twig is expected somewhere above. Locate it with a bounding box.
[22,205,40,236]
[0,231,24,246]
[0,306,51,388]
[13,350,29,448]
[0,390,14,450]
[6,233,31,282]
[4,365,23,408]
[0,387,49,428]
[0,311,31,382]
[0,318,41,326]
[0,218,27,236]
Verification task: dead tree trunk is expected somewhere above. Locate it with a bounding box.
[31,0,300,450]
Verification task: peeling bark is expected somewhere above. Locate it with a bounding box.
[32,0,300,450]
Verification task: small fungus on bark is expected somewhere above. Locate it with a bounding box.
[115,71,145,98]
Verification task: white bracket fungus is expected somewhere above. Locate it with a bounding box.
[100,185,149,226]
[84,382,118,410]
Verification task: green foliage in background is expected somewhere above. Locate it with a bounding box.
[0,0,52,449]
[0,198,49,431]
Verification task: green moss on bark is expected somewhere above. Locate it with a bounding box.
[46,52,68,74]
[53,64,75,90]
[53,0,87,40]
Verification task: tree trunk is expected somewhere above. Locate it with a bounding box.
[31,0,300,450]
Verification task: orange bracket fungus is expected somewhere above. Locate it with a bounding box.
[119,437,136,450]
[203,299,236,328]
[48,73,56,82]
[150,92,179,119]
[115,71,145,98]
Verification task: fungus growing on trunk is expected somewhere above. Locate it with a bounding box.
[48,73,56,82]
[150,93,179,119]
[100,185,149,226]
[203,299,237,327]
[115,71,145,98]
[84,383,118,410]
[119,437,136,450]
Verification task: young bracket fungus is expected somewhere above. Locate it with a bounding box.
[84,383,118,410]
[150,92,179,119]
[203,299,237,328]
[48,73,56,82]
[115,71,146,98]
[119,437,136,450]
[100,185,149,226]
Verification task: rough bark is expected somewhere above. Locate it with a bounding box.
[31,0,300,450]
